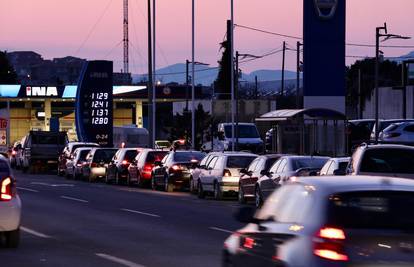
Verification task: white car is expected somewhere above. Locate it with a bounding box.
[65,147,94,179]
[197,152,257,200]
[0,158,21,248]
[319,157,350,176]
[379,121,414,144]
[189,152,219,193]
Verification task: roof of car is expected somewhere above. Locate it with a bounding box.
[281,155,330,160]
[220,152,257,157]
[297,175,414,193]
[361,144,414,150]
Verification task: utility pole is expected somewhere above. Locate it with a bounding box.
[152,0,156,147]
[402,62,407,119]
[123,0,129,74]
[296,41,302,108]
[191,0,195,150]
[235,51,239,151]
[185,60,190,111]
[254,75,258,98]
[229,5,235,152]
[147,0,153,148]
[281,41,286,96]
[358,69,362,119]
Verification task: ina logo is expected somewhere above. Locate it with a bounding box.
[26,86,58,97]
[314,0,338,20]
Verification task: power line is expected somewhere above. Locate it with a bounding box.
[103,40,123,59]
[235,23,414,48]
[74,0,114,56]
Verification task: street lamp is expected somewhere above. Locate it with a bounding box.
[374,23,411,143]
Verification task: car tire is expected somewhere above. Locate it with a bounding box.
[137,174,144,188]
[127,173,132,186]
[164,175,173,192]
[238,184,246,204]
[5,228,20,248]
[214,181,222,200]
[151,175,157,190]
[115,171,120,185]
[189,176,196,194]
[197,181,205,199]
[105,171,112,184]
[255,186,263,208]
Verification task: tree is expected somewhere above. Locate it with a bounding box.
[214,39,236,100]
[0,51,18,84]
[169,103,211,149]
[346,58,402,114]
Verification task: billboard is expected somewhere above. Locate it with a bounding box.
[75,61,113,147]
[303,0,346,112]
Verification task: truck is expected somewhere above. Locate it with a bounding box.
[21,131,68,173]
[113,126,149,148]
[201,123,264,154]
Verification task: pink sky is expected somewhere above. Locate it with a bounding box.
[1,0,414,74]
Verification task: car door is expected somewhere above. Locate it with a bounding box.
[242,158,259,195]
[129,152,142,180]
[210,156,224,190]
[201,156,218,191]
[155,153,169,185]
[259,159,281,195]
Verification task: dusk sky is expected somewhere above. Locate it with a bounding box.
[1,0,414,75]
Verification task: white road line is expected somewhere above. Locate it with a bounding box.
[95,253,146,267]
[60,195,89,203]
[21,226,51,239]
[17,187,39,193]
[209,226,233,234]
[121,208,160,218]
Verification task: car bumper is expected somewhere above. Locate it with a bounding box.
[170,172,191,186]
[90,167,106,179]
[0,196,21,232]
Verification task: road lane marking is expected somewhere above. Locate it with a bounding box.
[21,226,51,238]
[60,195,89,203]
[95,253,146,267]
[17,187,39,193]
[31,182,74,187]
[121,208,160,218]
[209,226,233,234]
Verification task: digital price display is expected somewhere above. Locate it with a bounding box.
[75,61,113,147]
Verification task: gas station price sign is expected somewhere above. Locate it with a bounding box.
[76,61,113,147]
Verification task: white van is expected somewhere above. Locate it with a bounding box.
[113,126,149,148]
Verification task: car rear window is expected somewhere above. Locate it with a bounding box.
[226,156,256,168]
[124,150,138,161]
[327,191,414,230]
[147,151,168,163]
[79,150,90,160]
[173,152,205,162]
[360,148,414,174]
[93,149,118,163]
[292,158,328,170]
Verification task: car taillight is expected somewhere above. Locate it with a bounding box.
[243,237,255,249]
[91,162,98,168]
[122,160,129,165]
[171,165,182,171]
[313,227,348,261]
[1,177,13,201]
[223,169,232,177]
[76,163,82,167]
[143,163,153,172]
[11,150,16,156]
[384,132,401,138]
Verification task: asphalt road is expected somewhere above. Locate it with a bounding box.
[2,170,245,267]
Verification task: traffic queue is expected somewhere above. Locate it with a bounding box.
[5,132,414,267]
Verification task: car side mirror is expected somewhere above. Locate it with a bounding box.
[333,169,346,176]
[234,206,256,224]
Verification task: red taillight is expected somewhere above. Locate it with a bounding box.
[223,169,231,177]
[143,163,153,172]
[171,165,181,171]
[91,162,98,168]
[243,237,255,249]
[11,150,16,156]
[122,160,129,165]
[1,177,13,201]
[314,227,348,261]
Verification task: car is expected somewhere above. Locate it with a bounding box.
[106,148,141,185]
[346,119,374,150]
[65,147,94,179]
[255,156,329,207]
[223,176,414,267]
[154,140,171,149]
[319,157,350,176]
[347,143,414,179]
[58,142,99,176]
[238,154,285,204]
[81,148,118,182]
[151,150,205,192]
[216,123,264,154]
[189,152,220,194]
[197,152,257,200]
[0,157,21,248]
[8,141,21,169]
[370,119,414,141]
[127,149,168,187]
[378,121,414,144]
[14,136,27,170]
[21,131,68,173]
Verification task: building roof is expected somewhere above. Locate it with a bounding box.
[256,108,346,122]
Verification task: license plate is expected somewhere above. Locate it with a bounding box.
[47,160,57,164]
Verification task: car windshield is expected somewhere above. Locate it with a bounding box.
[93,149,118,163]
[328,191,414,230]
[173,152,205,162]
[360,148,414,174]
[226,156,256,168]
[292,158,328,170]
[147,151,168,163]
[224,125,259,138]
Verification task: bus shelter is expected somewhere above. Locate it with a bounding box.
[256,108,347,156]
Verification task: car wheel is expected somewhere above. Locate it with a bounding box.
[238,184,246,204]
[189,176,196,194]
[115,171,120,185]
[255,186,263,208]
[105,171,111,184]
[214,181,222,200]
[127,173,132,186]
[136,174,143,188]
[151,175,157,190]
[5,228,20,248]
[197,181,205,199]
[164,175,173,192]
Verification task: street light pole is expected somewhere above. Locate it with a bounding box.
[296,41,302,109]
[191,0,195,150]
[230,0,235,151]
[152,0,156,147]
[147,0,153,148]
[185,59,189,111]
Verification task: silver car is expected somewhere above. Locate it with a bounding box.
[65,147,93,179]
